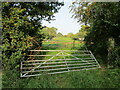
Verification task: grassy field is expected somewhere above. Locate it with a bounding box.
[42,37,85,50]
[2,36,120,88]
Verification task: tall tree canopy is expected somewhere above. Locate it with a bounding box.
[76,25,90,38]
[41,27,58,40]
[57,32,63,37]
[2,2,64,70]
[70,1,120,66]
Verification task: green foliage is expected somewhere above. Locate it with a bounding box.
[67,33,74,38]
[2,2,63,69]
[70,69,120,88]
[2,2,64,88]
[2,69,120,88]
[24,75,57,88]
[65,25,90,39]
[41,27,58,40]
[2,32,120,88]
[70,2,120,66]
[0,72,1,89]
[76,25,90,38]
[65,33,78,38]
[110,46,120,67]
[56,32,63,37]
[2,4,31,70]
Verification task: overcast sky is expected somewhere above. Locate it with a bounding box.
[42,0,81,35]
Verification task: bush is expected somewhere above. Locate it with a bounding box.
[110,46,120,67]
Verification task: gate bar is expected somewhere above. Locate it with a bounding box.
[22,65,99,73]
[22,60,95,65]
[23,58,94,62]
[27,54,91,56]
[22,63,98,69]
[22,51,62,77]
[21,67,99,77]
[28,50,90,52]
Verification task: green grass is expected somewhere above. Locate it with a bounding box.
[52,37,74,42]
[2,69,120,88]
[2,36,120,88]
[42,37,85,50]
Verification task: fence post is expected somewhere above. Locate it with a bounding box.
[57,40,59,48]
[73,40,75,48]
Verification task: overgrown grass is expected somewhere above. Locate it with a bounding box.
[2,36,120,88]
[2,68,120,88]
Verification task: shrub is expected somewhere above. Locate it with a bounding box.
[110,46,120,67]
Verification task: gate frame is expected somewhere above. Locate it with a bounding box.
[21,50,101,77]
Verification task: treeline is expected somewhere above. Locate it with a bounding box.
[64,25,90,39]
[42,25,89,40]
[70,2,120,67]
[41,27,63,40]
[2,2,63,71]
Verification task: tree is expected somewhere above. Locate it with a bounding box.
[57,32,63,37]
[2,2,63,70]
[70,2,120,66]
[67,33,74,38]
[77,25,90,38]
[41,27,58,40]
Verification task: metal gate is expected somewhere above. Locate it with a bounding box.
[21,50,101,77]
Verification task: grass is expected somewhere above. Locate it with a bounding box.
[42,37,85,50]
[52,37,75,42]
[2,36,120,88]
[2,68,120,88]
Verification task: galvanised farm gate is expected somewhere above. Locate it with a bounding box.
[21,50,101,77]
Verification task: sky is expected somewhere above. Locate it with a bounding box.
[42,0,81,35]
